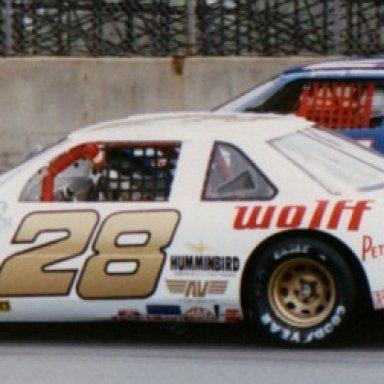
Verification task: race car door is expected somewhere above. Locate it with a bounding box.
[0,140,182,321]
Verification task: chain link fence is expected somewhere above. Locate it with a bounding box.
[1,0,384,56]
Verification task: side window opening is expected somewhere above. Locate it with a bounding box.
[247,78,384,130]
[20,142,181,202]
[96,145,178,202]
[203,142,276,201]
[244,80,305,113]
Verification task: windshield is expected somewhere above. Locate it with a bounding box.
[270,128,384,194]
[213,77,280,112]
[24,137,69,162]
[0,136,70,187]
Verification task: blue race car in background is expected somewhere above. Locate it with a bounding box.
[215,57,384,152]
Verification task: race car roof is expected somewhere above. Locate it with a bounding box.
[285,57,384,74]
[69,112,312,143]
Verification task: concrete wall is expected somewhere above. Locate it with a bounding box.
[0,56,325,169]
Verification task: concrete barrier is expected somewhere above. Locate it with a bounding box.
[0,56,324,169]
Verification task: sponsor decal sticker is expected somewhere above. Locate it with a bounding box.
[234,200,372,231]
[115,309,142,321]
[0,301,10,312]
[147,305,182,321]
[185,307,216,322]
[224,308,243,323]
[187,240,213,254]
[373,290,384,309]
[166,280,228,298]
[169,255,240,274]
[362,235,384,261]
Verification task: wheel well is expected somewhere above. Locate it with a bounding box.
[240,229,373,320]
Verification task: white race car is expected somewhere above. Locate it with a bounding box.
[0,112,381,345]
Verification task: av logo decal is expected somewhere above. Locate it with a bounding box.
[166,280,228,298]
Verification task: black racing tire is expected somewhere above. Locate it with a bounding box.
[246,237,357,346]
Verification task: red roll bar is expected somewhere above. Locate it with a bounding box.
[41,143,99,202]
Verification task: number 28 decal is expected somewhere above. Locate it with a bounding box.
[0,210,180,299]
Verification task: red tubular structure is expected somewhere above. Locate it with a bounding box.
[41,143,99,202]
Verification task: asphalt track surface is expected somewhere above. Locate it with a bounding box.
[2,315,384,384]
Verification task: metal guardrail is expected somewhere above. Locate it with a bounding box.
[1,0,383,56]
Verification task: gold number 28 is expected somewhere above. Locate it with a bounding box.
[0,210,180,299]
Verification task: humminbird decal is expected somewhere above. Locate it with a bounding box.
[233,200,373,231]
[170,256,240,272]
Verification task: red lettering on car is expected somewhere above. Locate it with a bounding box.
[233,200,373,231]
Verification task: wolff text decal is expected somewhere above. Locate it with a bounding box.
[234,200,372,231]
